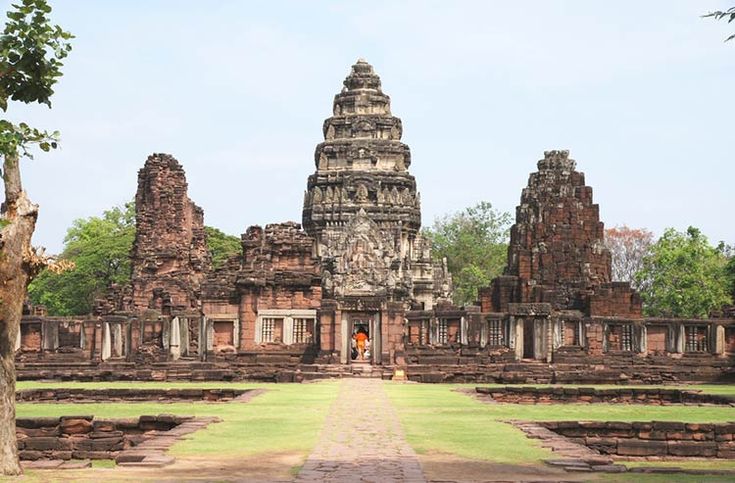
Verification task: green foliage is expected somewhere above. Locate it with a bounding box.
[28,203,135,315]
[0,0,72,159]
[635,227,733,318]
[703,7,735,42]
[204,226,241,269]
[423,201,512,305]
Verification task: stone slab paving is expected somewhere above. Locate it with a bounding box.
[295,378,426,482]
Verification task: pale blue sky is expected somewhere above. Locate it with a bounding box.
[6,1,734,253]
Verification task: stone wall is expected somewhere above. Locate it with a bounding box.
[17,415,188,461]
[476,386,735,405]
[540,421,735,458]
[17,388,254,403]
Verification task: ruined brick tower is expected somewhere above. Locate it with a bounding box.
[485,150,640,316]
[131,154,209,313]
[302,59,450,308]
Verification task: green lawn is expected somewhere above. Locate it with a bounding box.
[16,380,340,457]
[13,380,735,477]
[384,382,735,467]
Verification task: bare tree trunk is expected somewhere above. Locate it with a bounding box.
[0,153,39,475]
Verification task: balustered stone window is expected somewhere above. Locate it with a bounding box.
[605,323,636,352]
[487,319,504,346]
[255,310,317,346]
[437,318,460,345]
[685,325,709,353]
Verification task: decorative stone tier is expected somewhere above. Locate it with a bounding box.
[540,420,735,458]
[17,414,190,461]
[303,171,421,238]
[475,386,735,405]
[17,388,258,403]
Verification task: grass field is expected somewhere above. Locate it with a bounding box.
[12,380,735,479]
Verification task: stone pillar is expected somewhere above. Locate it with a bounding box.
[514,317,523,361]
[677,324,686,353]
[233,318,240,349]
[113,323,123,357]
[169,316,181,360]
[340,312,349,364]
[15,330,20,351]
[715,325,725,355]
[101,322,111,361]
[372,312,382,365]
[639,325,648,354]
[283,316,294,345]
[460,316,468,345]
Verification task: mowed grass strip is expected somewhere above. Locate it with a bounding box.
[384,383,735,465]
[16,380,340,457]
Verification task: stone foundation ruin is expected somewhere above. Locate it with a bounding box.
[19,60,735,383]
[475,386,735,405]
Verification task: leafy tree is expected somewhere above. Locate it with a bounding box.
[424,201,512,306]
[29,203,240,314]
[205,226,241,269]
[604,225,654,290]
[29,203,135,315]
[0,0,72,474]
[704,7,735,42]
[635,227,733,318]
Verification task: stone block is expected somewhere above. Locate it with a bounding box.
[667,441,717,457]
[617,440,668,456]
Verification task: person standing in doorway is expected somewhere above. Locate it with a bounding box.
[354,327,369,360]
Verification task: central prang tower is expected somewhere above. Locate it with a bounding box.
[303,59,449,308]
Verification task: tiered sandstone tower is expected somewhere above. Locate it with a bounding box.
[302,59,450,308]
[485,150,640,316]
[131,154,209,313]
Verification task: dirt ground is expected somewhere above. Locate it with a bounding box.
[15,450,598,483]
[19,452,303,482]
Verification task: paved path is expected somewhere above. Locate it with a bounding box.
[295,378,426,482]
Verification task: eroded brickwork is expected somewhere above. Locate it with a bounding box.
[131,154,209,313]
[484,150,641,316]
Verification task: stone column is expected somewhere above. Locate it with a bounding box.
[340,313,349,364]
[715,325,725,355]
[283,316,294,346]
[677,324,686,353]
[180,317,190,356]
[169,316,181,360]
[514,317,523,361]
[15,330,20,351]
[113,323,123,357]
[101,322,112,361]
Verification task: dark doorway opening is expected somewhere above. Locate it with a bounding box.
[523,320,535,359]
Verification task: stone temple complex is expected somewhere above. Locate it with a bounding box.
[17,60,735,383]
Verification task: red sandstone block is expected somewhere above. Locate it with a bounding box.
[618,440,667,456]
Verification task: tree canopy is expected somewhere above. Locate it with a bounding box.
[604,225,654,290]
[635,227,733,318]
[29,203,135,315]
[29,203,243,315]
[423,201,512,306]
[205,226,241,269]
[704,7,735,42]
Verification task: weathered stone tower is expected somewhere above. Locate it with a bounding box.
[484,150,640,316]
[131,153,209,313]
[302,59,449,309]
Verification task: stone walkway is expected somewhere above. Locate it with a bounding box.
[295,378,426,482]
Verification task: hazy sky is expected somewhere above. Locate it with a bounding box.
[7,1,734,253]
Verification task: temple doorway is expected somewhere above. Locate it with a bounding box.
[523,319,535,359]
[345,312,381,365]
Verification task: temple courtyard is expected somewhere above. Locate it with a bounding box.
[10,379,735,482]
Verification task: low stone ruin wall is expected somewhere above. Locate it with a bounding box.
[18,388,254,403]
[540,421,735,458]
[476,386,735,405]
[17,415,189,461]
